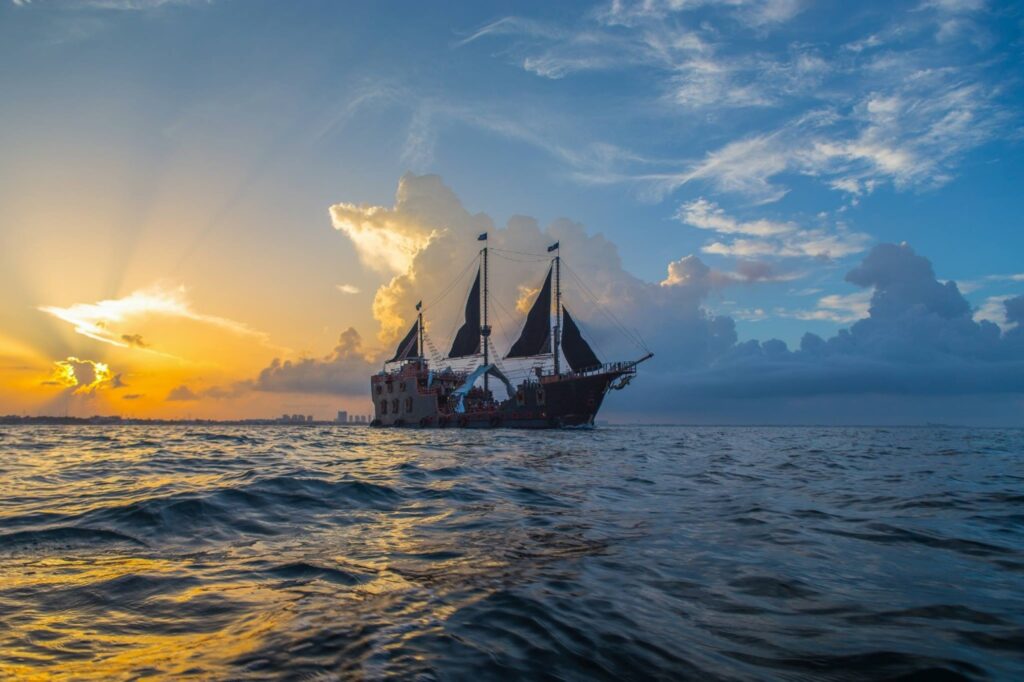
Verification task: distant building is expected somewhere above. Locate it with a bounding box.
[336,410,348,424]
[277,413,314,424]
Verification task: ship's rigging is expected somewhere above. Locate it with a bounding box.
[384,235,652,391]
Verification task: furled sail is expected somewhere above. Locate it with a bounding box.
[561,306,601,372]
[389,319,419,363]
[448,268,482,358]
[506,266,552,358]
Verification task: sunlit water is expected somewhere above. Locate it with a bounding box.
[1,425,1022,680]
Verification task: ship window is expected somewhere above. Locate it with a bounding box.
[376,385,382,395]
[516,390,525,406]
[387,383,393,393]
[381,400,388,415]
[405,397,413,412]
[536,389,545,406]
[392,399,399,414]
[400,382,406,392]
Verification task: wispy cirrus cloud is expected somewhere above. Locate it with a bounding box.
[678,198,871,259]
[459,0,1013,205]
[779,290,873,323]
[39,284,273,352]
[597,0,806,29]
[677,197,793,236]
[11,0,214,9]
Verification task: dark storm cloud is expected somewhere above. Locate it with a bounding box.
[1005,295,1024,330]
[621,243,1024,418]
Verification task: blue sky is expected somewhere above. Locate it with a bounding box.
[2,0,1023,423]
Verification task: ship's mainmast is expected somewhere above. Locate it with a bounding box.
[481,234,490,393]
[417,301,424,360]
[553,245,561,376]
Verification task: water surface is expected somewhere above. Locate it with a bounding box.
[1,425,1022,679]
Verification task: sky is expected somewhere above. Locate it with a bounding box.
[1,0,1022,424]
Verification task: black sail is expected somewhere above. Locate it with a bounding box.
[448,268,482,358]
[507,267,552,358]
[561,306,601,372]
[389,319,419,362]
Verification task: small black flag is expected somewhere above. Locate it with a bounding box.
[478,233,488,241]
[547,241,559,252]
[415,301,422,311]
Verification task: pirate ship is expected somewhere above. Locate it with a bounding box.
[369,234,652,428]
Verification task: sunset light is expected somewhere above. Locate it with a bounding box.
[1,1,1022,679]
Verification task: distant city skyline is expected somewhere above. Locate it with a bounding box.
[1,0,1022,424]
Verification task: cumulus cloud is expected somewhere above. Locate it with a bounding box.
[665,243,1024,414]
[973,295,1019,331]
[166,385,199,401]
[45,357,115,394]
[330,185,446,275]
[252,327,377,395]
[661,254,796,288]
[332,174,735,376]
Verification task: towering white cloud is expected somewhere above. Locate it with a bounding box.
[324,178,1024,423]
[328,174,736,372]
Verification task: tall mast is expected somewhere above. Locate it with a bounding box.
[417,305,424,360]
[481,235,490,392]
[554,246,561,376]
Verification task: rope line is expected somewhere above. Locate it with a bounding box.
[562,262,650,354]
[421,253,479,313]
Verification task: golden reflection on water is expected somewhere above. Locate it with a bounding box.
[0,427,538,679]
[0,552,295,680]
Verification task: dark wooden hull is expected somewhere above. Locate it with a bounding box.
[370,369,621,429]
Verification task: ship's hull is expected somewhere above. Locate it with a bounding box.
[369,368,620,429]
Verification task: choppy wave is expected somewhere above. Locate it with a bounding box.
[0,424,1022,680]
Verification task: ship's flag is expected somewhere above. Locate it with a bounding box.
[478,232,487,241]
[547,241,559,252]
[415,300,422,311]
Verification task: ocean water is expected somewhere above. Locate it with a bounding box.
[0,425,1022,680]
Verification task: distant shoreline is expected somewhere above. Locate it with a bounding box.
[1,416,1019,428]
[0,416,366,427]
